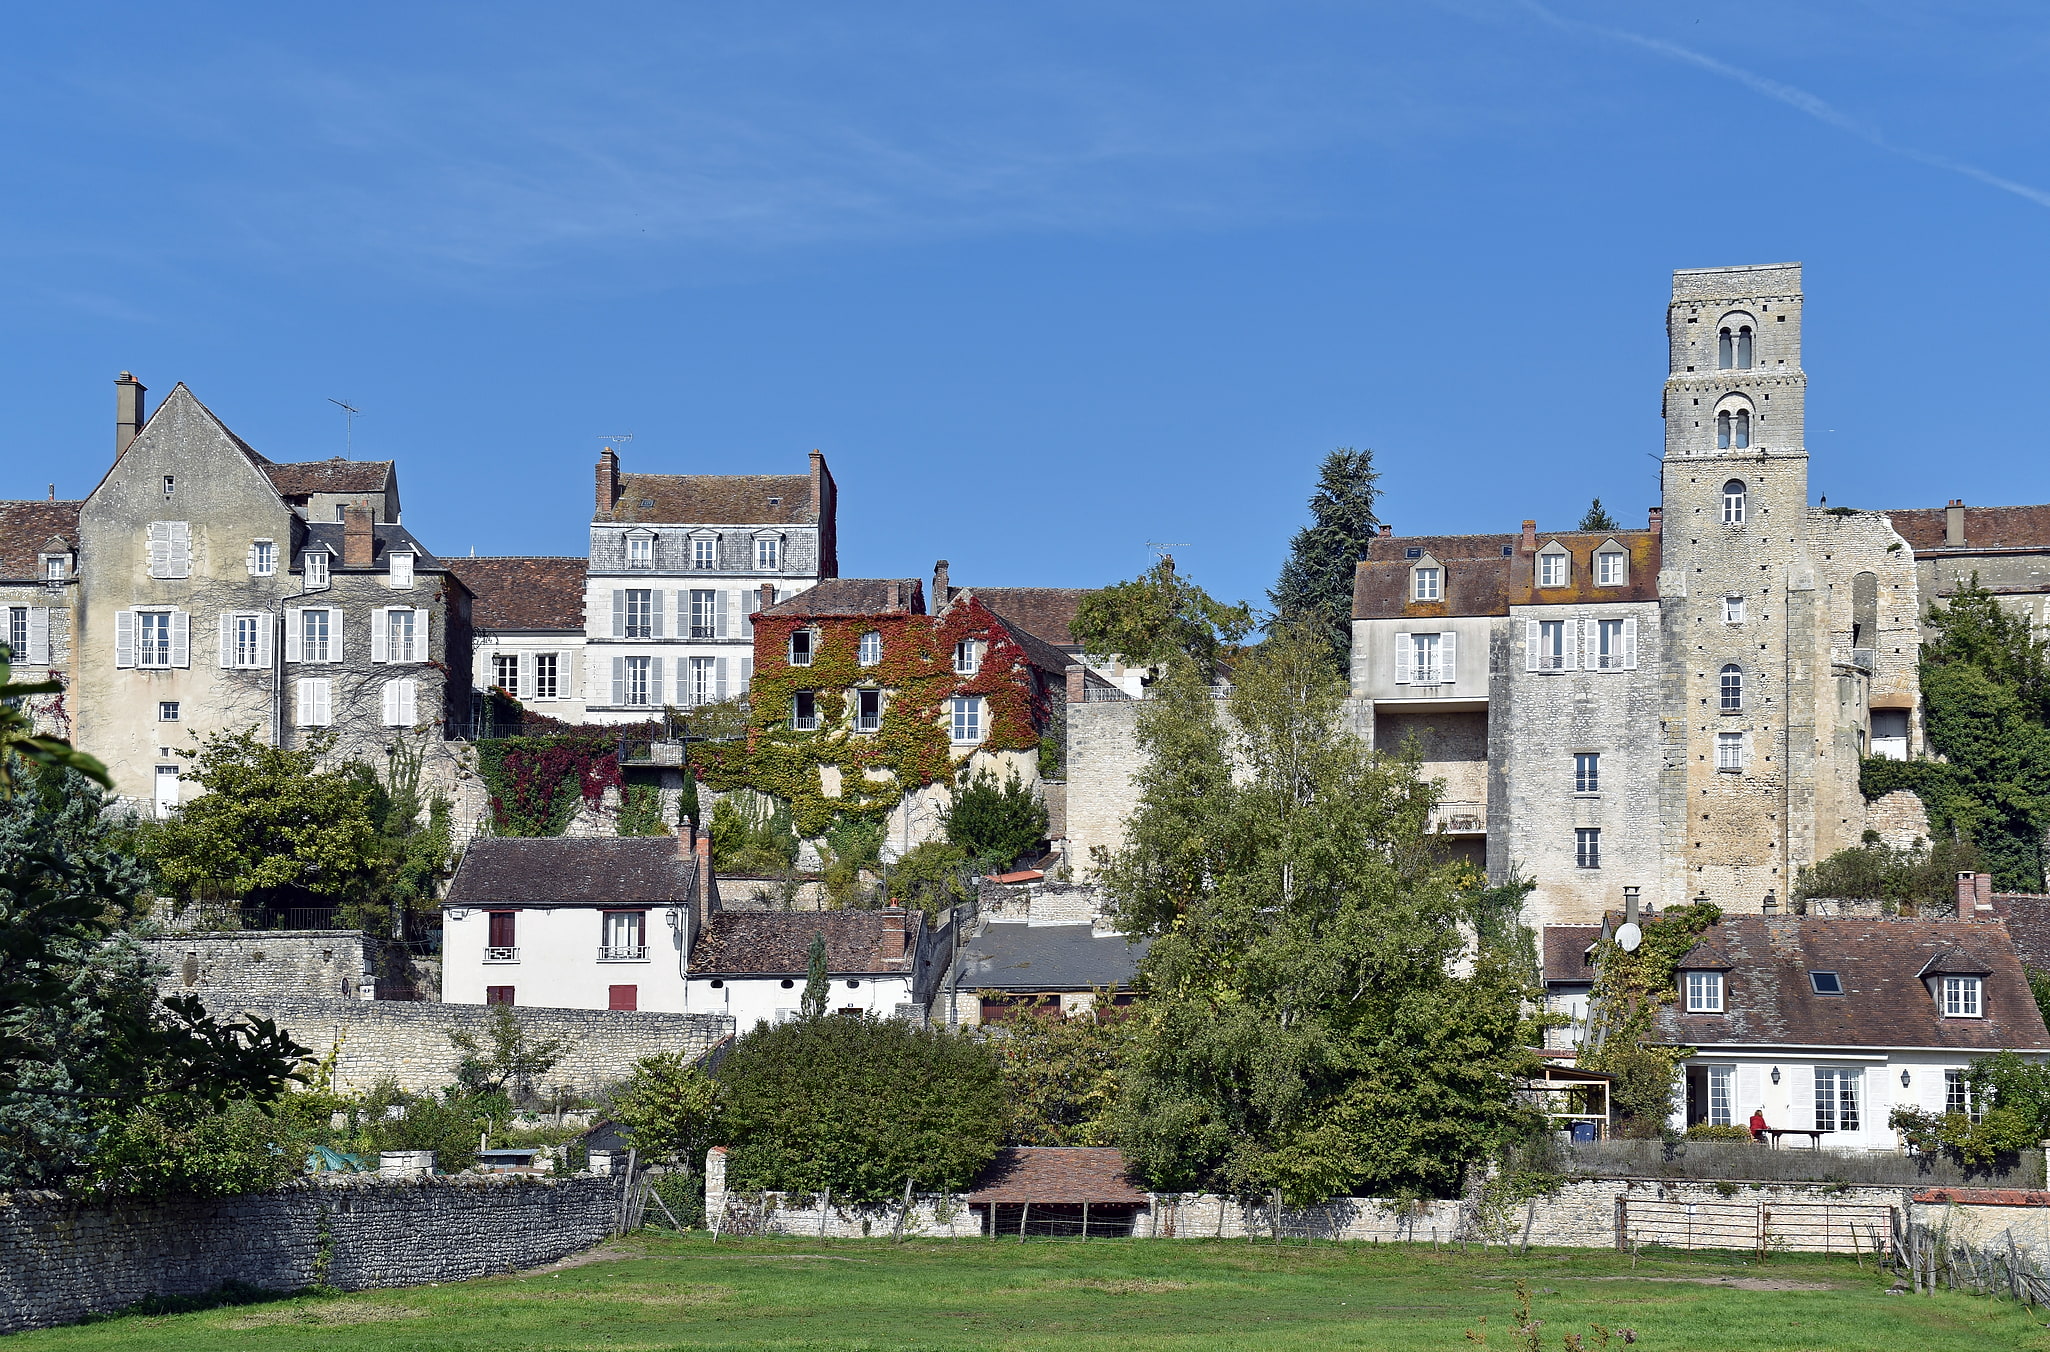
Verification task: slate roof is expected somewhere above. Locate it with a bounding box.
[445,837,698,906]
[757,578,924,618]
[445,557,587,631]
[1541,925,1602,986]
[302,521,446,572]
[971,588,1091,651]
[688,910,921,977]
[1655,916,2050,1052]
[599,473,816,526]
[1993,896,2050,972]
[0,500,81,579]
[1354,528,1662,620]
[262,458,394,497]
[956,923,1148,992]
[965,1148,1148,1205]
[1885,505,2050,554]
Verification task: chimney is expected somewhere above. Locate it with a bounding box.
[595,449,621,516]
[1974,872,1994,913]
[1648,506,1663,535]
[342,504,375,567]
[887,580,902,612]
[810,450,837,578]
[1378,524,1392,537]
[115,372,147,459]
[695,831,717,932]
[759,582,776,612]
[877,907,910,961]
[1520,519,1537,553]
[1623,886,1639,927]
[1066,664,1086,704]
[932,560,950,606]
[1945,499,1966,547]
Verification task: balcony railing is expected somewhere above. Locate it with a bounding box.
[485,946,519,963]
[598,944,649,962]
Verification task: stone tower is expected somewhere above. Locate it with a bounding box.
[1657,264,1816,914]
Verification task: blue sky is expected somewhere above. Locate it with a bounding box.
[6,2,2048,611]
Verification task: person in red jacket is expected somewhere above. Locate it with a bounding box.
[1749,1108,1769,1142]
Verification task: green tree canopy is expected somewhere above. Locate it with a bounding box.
[989,1003,1133,1146]
[1269,448,1380,667]
[1794,834,1981,914]
[608,1051,723,1169]
[719,1015,1004,1205]
[1578,499,1621,532]
[448,1004,570,1105]
[1070,557,1252,678]
[943,769,1048,868]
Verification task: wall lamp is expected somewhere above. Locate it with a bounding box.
[1902,1069,1913,1089]
[1770,1067,1780,1085]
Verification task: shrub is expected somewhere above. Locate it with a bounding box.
[709,791,799,875]
[82,1100,307,1199]
[353,1079,495,1170]
[1683,1124,1755,1143]
[886,840,976,917]
[942,770,1047,868]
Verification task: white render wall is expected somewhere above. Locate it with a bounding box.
[443,904,692,1012]
[683,971,916,1030]
[1671,1047,2000,1151]
[581,573,818,724]
[474,631,587,723]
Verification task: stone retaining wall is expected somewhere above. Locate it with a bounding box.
[141,931,380,1001]
[0,1173,621,1335]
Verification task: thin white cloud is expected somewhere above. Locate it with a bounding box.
[1519,1,2050,211]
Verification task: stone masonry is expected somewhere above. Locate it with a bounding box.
[141,930,380,1001]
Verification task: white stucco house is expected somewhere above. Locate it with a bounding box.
[682,907,938,1028]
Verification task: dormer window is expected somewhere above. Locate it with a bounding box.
[41,555,66,583]
[390,551,414,589]
[1684,970,1724,1013]
[1537,548,1569,588]
[626,533,654,568]
[757,536,782,571]
[305,550,330,590]
[691,534,718,569]
[953,639,982,676]
[1595,550,1626,586]
[1942,976,1982,1018]
[1413,566,1441,602]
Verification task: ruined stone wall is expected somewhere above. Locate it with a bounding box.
[1064,697,1142,871]
[140,930,379,1001]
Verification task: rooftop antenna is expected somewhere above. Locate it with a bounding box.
[600,434,633,447]
[327,399,362,455]
[1145,541,1190,559]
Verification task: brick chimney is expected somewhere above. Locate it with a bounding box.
[595,449,621,516]
[809,450,837,578]
[932,560,950,607]
[1946,499,1966,547]
[115,372,147,458]
[1648,506,1663,535]
[1066,664,1087,704]
[886,580,902,612]
[759,582,776,612]
[342,503,375,567]
[695,831,717,933]
[1520,519,1537,553]
[1378,524,1392,537]
[1956,871,1995,916]
[877,907,910,962]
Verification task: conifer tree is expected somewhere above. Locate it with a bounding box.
[1579,499,1621,531]
[801,930,829,1021]
[1269,449,1380,668]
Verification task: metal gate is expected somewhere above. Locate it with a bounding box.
[1617,1197,1897,1256]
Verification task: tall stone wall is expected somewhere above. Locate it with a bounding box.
[0,1173,619,1335]
[196,993,732,1095]
[1064,698,1142,870]
[141,931,379,1001]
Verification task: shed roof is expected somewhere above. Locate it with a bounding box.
[956,923,1148,992]
[0,500,81,579]
[965,1148,1148,1204]
[688,909,920,977]
[445,556,587,631]
[600,473,815,526]
[445,837,698,906]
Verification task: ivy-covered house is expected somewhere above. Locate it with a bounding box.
[698,576,1068,850]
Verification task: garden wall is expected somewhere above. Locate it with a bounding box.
[141,931,380,1001]
[0,1173,622,1335]
[194,993,734,1095]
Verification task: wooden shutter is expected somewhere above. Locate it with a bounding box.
[285,608,304,662]
[715,657,728,700]
[329,610,344,663]
[1523,619,1540,672]
[1621,618,1638,670]
[611,589,626,639]
[246,541,258,574]
[741,656,753,692]
[25,608,49,665]
[611,655,625,706]
[1786,1064,1816,1130]
[1559,618,1578,672]
[742,590,760,636]
[169,610,190,667]
[147,522,169,577]
[650,656,664,706]
[1391,631,1410,684]
[650,589,665,639]
[218,613,235,667]
[398,679,418,725]
[715,588,729,638]
[1439,630,1458,684]
[167,522,190,578]
[257,613,273,667]
[382,680,402,725]
[518,652,534,697]
[371,608,389,663]
[115,610,135,668]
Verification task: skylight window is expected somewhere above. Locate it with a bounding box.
[1809,971,1843,995]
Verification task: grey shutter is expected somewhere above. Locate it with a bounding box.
[742,656,753,692]
[330,610,345,663]
[716,588,729,638]
[650,589,664,639]
[169,610,190,667]
[611,655,625,706]
[25,608,49,665]
[1524,619,1540,672]
[742,590,760,636]
[1391,631,1409,685]
[611,589,625,639]
[715,656,728,700]
[1559,618,1579,672]
[371,608,389,663]
[257,613,274,667]
[167,522,191,579]
[115,610,135,668]
[285,608,304,662]
[1439,630,1457,684]
[650,656,664,706]
[1622,617,1639,670]
[246,541,257,574]
[518,652,534,697]
[218,613,235,668]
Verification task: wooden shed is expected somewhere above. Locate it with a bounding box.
[964,1147,1150,1237]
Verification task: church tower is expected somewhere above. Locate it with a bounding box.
[1657,264,1817,914]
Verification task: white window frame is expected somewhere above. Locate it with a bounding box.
[295,677,333,727]
[691,535,718,570]
[950,695,983,744]
[44,555,65,583]
[249,539,277,577]
[1814,1067,1860,1133]
[291,607,336,664]
[1719,665,1743,712]
[623,655,653,707]
[1410,632,1441,685]
[626,533,654,568]
[304,550,330,590]
[147,521,191,579]
[689,589,718,640]
[230,613,262,668]
[623,589,654,640]
[379,608,421,663]
[137,609,175,667]
[1574,827,1600,869]
[756,536,781,571]
[493,653,521,696]
[791,690,818,731]
[1706,1065,1734,1127]
[953,639,982,676]
[389,550,415,589]
[1595,551,1625,586]
[1943,976,1983,1018]
[1723,481,1747,524]
[1684,970,1723,1013]
[1538,551,1568,588]
[1594,618,1635,670]
[534,652,559,701]
[1717,731,1743,771]
[1944,1069,1983,1121]
[1535,619,1571,672]
[689,656,716,707]
[789,628,814,667]
[154,764,180,819]
[854,687,882,732]
[1413,566,1440,601]
[858,630,883,666]
[1722,595,1746,624]
[1574,752,1599,794]
[381,677,419,727]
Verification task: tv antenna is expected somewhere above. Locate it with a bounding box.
[600,434,633,447]
[327,399,362,454]
[1146,541,1190,559]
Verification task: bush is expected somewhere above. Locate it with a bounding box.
[885,840,976,917]
[709,791,799,875]
[82,1101,307,1199]
[353,1079,495,1170]
[1683,1124,1755,1143]
[1889,1105,2039,1167]
[943,770,1047,868]
[1794,835,1982,914]
[721,1015,1004,1206]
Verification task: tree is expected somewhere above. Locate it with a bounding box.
[719,1015,1004,1205]
[708,790,800,876]
[1070,557,1252,679]
[1578,500,1620,532]
[885,840,976,917]
[987,1003,1133,1146]
[0,653,108,795]
[801,931,830,1021]
[1100,627,1543,1203]
[1578,901,1722,1137]
[1269,448,1381,667]
[447,1004,571,1105]
[1795,834,1981,914]
[942,769,1048,868]
[609,1052,724,1168]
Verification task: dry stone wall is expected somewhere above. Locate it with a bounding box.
[0,1173,619,1335]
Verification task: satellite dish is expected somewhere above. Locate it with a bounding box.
[1615,922,1643,953]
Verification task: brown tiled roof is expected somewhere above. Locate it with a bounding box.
[262,458,394,496]
[1913,1188,2050,1207]
[758,578,924,618]
[965,1148,1148,1204]
[1654,917,2050,1051]
[445,837,697,906]
[949,592,1078,677]
[1886,505,2050,553]
[1355,529,1662,620]
[971,588,1092,650]
[1992,896,2050,971]
[600,473,815,526]
[1542,925,1602,984]
[445,557,587,631]
[0,501,80,578]
[688,910,920,976]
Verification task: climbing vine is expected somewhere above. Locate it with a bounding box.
[476,734,626,837]
[694,597,1050,838]
[1578,900,1721,1137]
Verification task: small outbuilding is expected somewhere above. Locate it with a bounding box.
[965,1147,1150,1237]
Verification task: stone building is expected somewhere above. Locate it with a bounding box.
[582,446,836,721]
[445,556,590,724]
[0,497,80,737]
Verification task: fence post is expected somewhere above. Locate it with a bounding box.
[1614,1196,1627,1251]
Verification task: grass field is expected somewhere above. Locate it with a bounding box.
[11,1233,2048,1351]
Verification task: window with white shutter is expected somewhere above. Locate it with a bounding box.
[147,522,192,578]
[611,590,626,639]
[1391,630,1410,684]
[1621,617,1638,670]
[1439,630,1458,684]
[610,655,625,705]
[649,655,664,705]
[305,550,329,589]
[248,540,276,577]
[742,590,760,636]
[534,652,559,700]
[285,608,304,662]
[25,608,49,665]
[296,678,332,727]
[168,609,190,667]
[649,589,665,639]
[715,588,728,638]
[382,678,418,726]
[1523,619,1540,673]
[714,657,728,700]
[389,552,414,589]
[116,610,136,668]
[371,607,390,663]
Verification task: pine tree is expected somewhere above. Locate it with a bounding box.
[1269,449,1380,668]
[1578,499,1621,531]
[801,931,829,1021]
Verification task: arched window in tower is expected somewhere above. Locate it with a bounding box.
[1735,325,1753,369]
[1732,408,1751,448]
[1722,480,1747,524]
[1717,411,1731,448]
[1720,664,1744,712]
[1718,327,1734,369]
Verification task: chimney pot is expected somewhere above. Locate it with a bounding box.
[595,448,621,517]
[1378,524,1392,537]
[1648,506,1663,534]
[1520,520,1538,552]
[114,372,147,459]
[1066,664,1086,704]
[759,582,776,612]
[1945,499,1966,547]
[342,504,375,567]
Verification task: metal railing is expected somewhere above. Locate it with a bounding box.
[598,944,649,961]
[1082,684,1132,702]
[484,946,520,963]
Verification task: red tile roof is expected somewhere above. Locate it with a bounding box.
[1354,529,1661,619]
[600,473,816,526]
[970,588,1091,650]
[1912,1188,2050,1207]
[0,500,80,579]
[1886,505,2050,553]
[965,1148,1148,1204]
[445,557,587,631]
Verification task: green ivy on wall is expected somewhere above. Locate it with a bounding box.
[476,734,626,837]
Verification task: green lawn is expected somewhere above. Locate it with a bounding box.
[13,1234,2046,1351]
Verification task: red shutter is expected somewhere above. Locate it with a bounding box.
[486,986,515,1006]
[608,984,638,1011]
[489,911,516,947]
